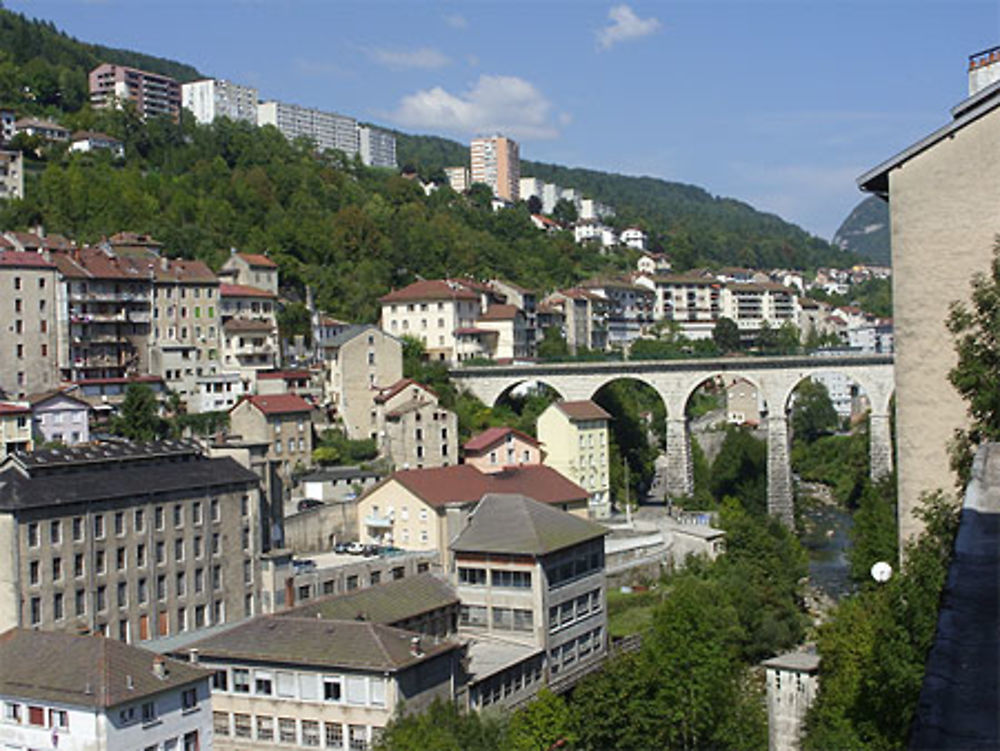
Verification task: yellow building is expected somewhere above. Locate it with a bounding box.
[0,402,32,457]
[537,401,611,518]
[356,464,590,565]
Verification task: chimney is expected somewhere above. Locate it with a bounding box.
[126,674,134,690]
[152,655,168,679]
[409,636,424,658]
[187,648,199,664]
[969,46,1000,96]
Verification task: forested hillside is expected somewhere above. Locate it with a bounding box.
[0,7,202,117]
[395,131,858,271]
[1,113,630,322]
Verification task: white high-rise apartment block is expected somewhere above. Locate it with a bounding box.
[257,100,359,156]
[182,78,259,125]
[471,135,520,201]
[358,125,397,168]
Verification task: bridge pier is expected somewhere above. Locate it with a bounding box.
[664,417,693,499]
[869,410,894,481]
[766,415,794,527]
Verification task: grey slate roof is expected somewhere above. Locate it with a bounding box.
[299,466,385,483]
[183,616,459,673]
[279,573,457,624]
[0,628,208,709]
[324,323,385,350]
[451,493,607,556]
[0,455,258,511]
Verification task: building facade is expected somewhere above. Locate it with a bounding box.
[324,325,403,441]
[29,390,90,446]
[379,280,482,363]
[0,148,23,200]
[0,250,60,399]
[0,402,32,457]
[257,100,359,156]
[89,63,182,122]
[537,400,612,518]
[357,125,397,168]
[463,427,543,474]
[0,627,212,751]
[470,135,520,202]
[229,394,314,491]
[0,441,263,641]
[375,379,458,470]
[182,78,259,125]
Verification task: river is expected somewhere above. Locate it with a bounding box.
[799,488,854,600]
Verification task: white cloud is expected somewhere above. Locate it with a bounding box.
[389,74,561,140]
[366,47,450,70]
[597,5,662,50]
[443,13,467,29]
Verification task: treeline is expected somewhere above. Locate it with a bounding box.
[395,132,860,272]
[0,112,630,322]
[0,7,201,118]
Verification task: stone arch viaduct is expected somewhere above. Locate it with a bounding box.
[450,353,895,526]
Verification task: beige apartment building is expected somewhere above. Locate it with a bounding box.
[184,604,463,750]
[220,251,280,296]
[0,441,263,642]
[0,148,23,200]
[220,284,279,373]
[379,280,483,362]
[356,464,590,564]
[325,325,402,441]
[634,273,723,340]
[0,402,32,457]
[230,394,314,491]
[537,401,612,519]
[451,493,608,706]
[0,251,60,400]
[463,426,543,474]
[471,135,520,201]
[375,379,457,470]
[858,48,1000,542]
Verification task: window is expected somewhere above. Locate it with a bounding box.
[255,670,273,695]
[370,678,385,706]
[116,547,126,570]
[211,498,220,522]
[323,675,342,701]
[157,575,166,600]
[212,669,228,691]
[135,508,145,532]
[212,532,220,556]
[117,581,127,608]
[195,567,204,593]
[232,668,250,693]
[458,567,486,585]
[155,506,164,530]
[279,717,297,744]
[302,719,320,747]
[156,541,166,564]
[326,723,344,749]
[233,713,251,738]
[137,543,146,567]
[174,504,183,528]
[27,522,38,548]
[212,565,221,590]
[52,556,62,581]
[460,605,488,627]
[75,588,85,616]
[213,711,229,737]
[345,676,367,705]
[94,514,104,539]
[257,715,274,741]
[96,585,106,611]
[28,560,39,586]
[192,501,202,525]
[141,700,156,723]
[50,520,61,545]
[28,705,44,726]
[95,549,105,574]
[53,592,63,620]
[349,725,367,751]
[175,539,184,562]
[491,569,531,588]
[182,687,198,710]
[4,701,21,723]
[194,535,203,559]
[72,516,83,541]
[114,511,125,536]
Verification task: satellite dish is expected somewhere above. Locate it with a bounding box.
[870,561,893,583]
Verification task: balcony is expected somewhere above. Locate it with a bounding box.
[364,513,393,529]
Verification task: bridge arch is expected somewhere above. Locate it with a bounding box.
[492,379,566,410]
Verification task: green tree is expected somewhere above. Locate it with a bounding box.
[277,301,312,347]
[537,326,569,360]
[375,698,506,751]
[848,473,899,581]
[790,379,838,444]
[507,689,575,751]
[713,316,741,352]
[551,198,578,225]
[710,426,768,514]
[946,241,1000,485]
[526,194,543,215]
[111,383,167,441]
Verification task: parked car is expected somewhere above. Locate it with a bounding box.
[292,559,316,573]
[362,544,379,557]
[297,498,324,512]
[345,541,365,555]
[333,541,349,554]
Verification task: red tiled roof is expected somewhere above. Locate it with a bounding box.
[374,379,437,404]
[257,370,311,380]
[379,279,479,303]
[555,400,612,421]
[241,394,312,415]
[0,402,30,415]
[478,304,519,322]
[73,375,164,386]
[388,464,588,508]
[0,251,55,269]
[236,253,277,268]
[463,426,540,453]
[50,247,150,281]
[220,283,275,298]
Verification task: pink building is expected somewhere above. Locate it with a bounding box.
[89,63,181,122]
[463,426,543,473]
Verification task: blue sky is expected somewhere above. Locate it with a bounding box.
[10,0,1000,240]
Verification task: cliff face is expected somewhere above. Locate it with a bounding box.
[831,196,890,265]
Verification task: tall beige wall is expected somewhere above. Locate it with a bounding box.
[888,107,1000,543]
